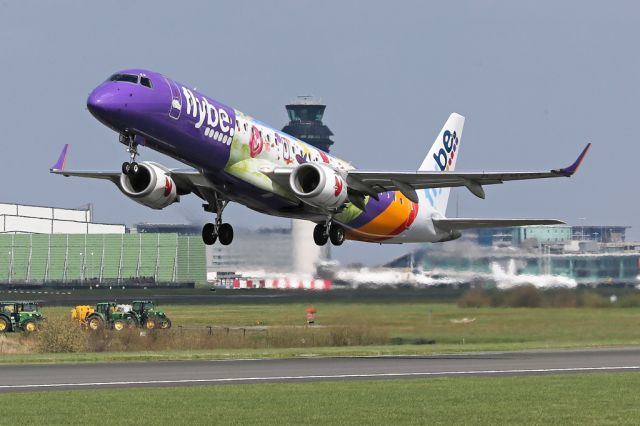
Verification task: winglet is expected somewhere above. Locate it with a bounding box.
[50,144,69,172]
[553,143,591,176]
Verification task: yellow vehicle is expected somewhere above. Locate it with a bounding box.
[71,303,133,331]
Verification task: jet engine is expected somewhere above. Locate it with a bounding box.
[289,163,348,210]
[119,163,178,209]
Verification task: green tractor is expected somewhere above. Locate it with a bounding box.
[0,301,45,333]
[130,300,171,330]
[82,302,136,332]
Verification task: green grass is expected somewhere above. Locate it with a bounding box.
[44,302,640,344]
[3,302,639,363]
[40,302,640,344]
[2,373,639,425]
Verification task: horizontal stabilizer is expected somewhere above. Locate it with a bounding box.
[433,218,565,231]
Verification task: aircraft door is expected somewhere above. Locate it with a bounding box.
[165,78,182,120]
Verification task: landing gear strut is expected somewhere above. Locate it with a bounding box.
[120,133,139,175]
[313,220,345,246]
[202,195,234,246]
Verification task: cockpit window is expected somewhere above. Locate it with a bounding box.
[109,74,139,84]
[108,74,154,89]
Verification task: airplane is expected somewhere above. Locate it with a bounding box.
[50,69,591,247]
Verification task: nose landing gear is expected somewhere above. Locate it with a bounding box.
[120,133,140,175]
[201,195,234,246]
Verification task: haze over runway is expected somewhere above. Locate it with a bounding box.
[0,348,638,392]
[1,0,638,263]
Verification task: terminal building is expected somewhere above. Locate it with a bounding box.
[389,224,640,286]
[412,245,639,286]
[476,225,630,247]
[0,203,205,287]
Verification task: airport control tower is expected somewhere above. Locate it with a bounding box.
[283,96,335,274]
[282,96,334,153]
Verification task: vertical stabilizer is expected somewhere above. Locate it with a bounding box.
[419,113,465,214]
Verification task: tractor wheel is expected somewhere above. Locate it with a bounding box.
[144,319,157,330]
[0,316,11,332]
[87,315,104,331]
[160,318,172,329]
[22,319,37,333]
[113,319,126,332]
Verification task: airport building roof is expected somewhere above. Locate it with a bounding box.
[0,202,125,234]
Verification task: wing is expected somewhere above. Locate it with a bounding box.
[50,144,206,198]
[433,218,565,231]
[347,143,591,203]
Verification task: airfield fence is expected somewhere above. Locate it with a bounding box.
[0,233,205,286]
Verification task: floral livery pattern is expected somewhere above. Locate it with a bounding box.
[224,111,418,242]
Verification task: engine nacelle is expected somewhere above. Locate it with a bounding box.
[119,163,178,209]
[289,163,348,210]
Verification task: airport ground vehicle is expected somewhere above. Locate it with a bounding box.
[71,302,135,331]
[0,301,44,333]
[130,300,171,329]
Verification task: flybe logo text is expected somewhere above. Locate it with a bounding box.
[433,130,459,171]
[182,87,235,145]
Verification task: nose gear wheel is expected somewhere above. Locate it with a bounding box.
[120,133,140,176]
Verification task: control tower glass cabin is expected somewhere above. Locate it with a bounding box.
[281,96,334,153]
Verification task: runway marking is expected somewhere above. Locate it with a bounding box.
[1,366,639,390]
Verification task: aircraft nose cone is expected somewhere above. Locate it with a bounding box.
[87,86,117,116]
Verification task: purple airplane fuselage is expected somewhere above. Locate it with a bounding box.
[88,69,311,216]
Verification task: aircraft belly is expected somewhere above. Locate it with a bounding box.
[203,169,326,221]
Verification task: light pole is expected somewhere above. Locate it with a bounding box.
[7,251,11,282]
[578,217,587,240]
[79,252,84,283]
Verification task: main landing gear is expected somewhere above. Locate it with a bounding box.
[202,196,234,246]
[313,220,345,247]
[120,134,140,175]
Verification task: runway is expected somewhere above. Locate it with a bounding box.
[1,347,639,392]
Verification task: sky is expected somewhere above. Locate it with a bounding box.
[0,0,638,265]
